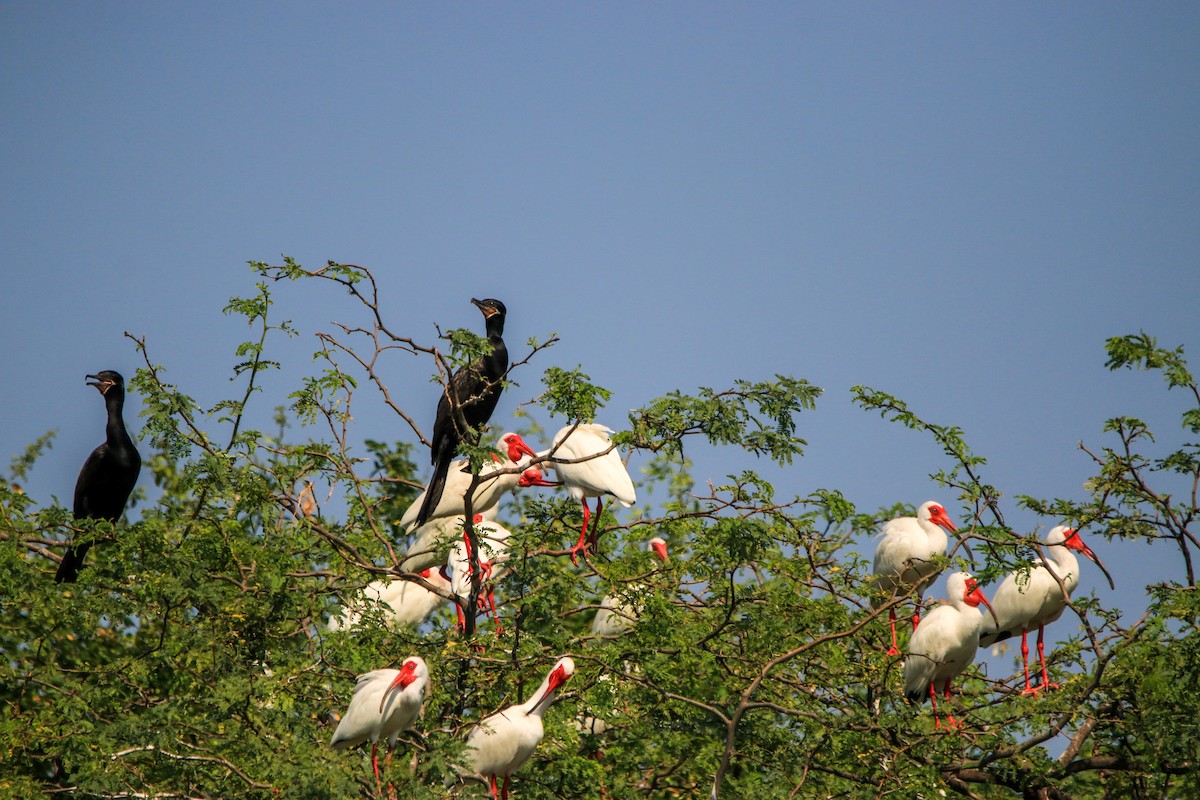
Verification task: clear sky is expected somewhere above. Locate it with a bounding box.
[3,4,1198,648]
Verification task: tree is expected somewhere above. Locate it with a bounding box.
[1,261,1196,800]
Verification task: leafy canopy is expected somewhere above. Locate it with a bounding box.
[2,265,1197,800]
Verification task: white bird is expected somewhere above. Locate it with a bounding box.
[446,516,514,634]
[461,657,575,800]
[591,537,670,636]
[545,424,636,564]
[400,512,493,573]
[904,572,995,729]
[330,657,429,794]
[400,467,551,573]
[871,500,959,655]
[399,432,541,531]
[979,525,1115,695]
[328,568,452,631]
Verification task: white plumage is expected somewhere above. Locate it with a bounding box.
[446,517,514,633]
[462,657,575,800]
[979,525,1114,695]
[546,424,636,564]
[591,537,669,636]
[400,511,495,573]
[871,500,958,654]
[399,432,539,531]
[328,569,451,632]
[903,572,993,729]
[330,657,429,791]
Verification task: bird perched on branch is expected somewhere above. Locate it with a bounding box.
[327,569,452,631]
[545,424,636,564]
[871,500,959,654]
[400,431,538,531]
[591,537,670,635]
[904,572,995,729]
[460,657,575,800]
[979,525,1115,695]
[330,657,429,797]
[414,298,509,528]
[446,516,514,634]
[56,371,141,583]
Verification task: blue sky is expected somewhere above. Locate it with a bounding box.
[3,5,1198,647]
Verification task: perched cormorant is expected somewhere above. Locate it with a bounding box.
[55,371,141,583]
[413,298,508,528]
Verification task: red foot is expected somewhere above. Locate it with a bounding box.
[886,646,901,657]
[1020,685,1041,697]
[569,540,590,566]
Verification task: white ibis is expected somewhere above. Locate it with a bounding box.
[871,500,959,655]
[591,537,669,636]
[461,657,575,800]
[328,568,452,631]
[330,657,429,795]
[903,572,995,729]
[401,432,540,531]
[400,468,551,573]
[401,512,493,573]
[446,517,514,634]
[545,424,636,565]
[979,525,1115,695]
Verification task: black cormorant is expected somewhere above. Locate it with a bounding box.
[413,298,508,527]
[55,370,141,583]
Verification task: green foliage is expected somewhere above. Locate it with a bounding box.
[627,375,820,465]
[1106,331,1200,434]
[540,365,612,422]
[2,266,1197,799]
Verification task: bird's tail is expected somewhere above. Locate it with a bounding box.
[978,627,1010,648]
[55,545,89,583]
[905,684,929,705]
[413,437,456,527]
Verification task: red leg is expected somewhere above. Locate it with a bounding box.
[371,742,382,798]
[587,497,606,549]
[487,586,505,636]
[1019,628,1037,695]
[463,531,479,581]
[886,608,900,656]
[942,679,961,728]
[501,775,511,800]
[569,500,592,565]
[487,773,499,800]
[384,746,397,800]
[1036,626,1058,691]
[927,682,941,728]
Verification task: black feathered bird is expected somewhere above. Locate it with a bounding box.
[55,371,141,583]
[413,298,508,527]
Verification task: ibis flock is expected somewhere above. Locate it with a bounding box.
[53,298,1115,797]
